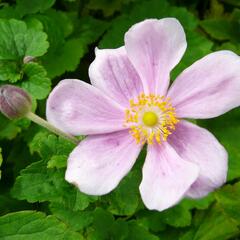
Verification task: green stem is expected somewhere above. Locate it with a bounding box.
[26,112,79,145]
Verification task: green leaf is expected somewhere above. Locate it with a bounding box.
[0,19,48,82]
[11,159,97,209]
[137,195,214,233]
[0,5,20,19]
[0,61,21,82]
[171,31,213,80]
[217,42,240,55]
[221,0,240,7]
[0,19,49,60]
[87,216,130,240]
[35,10,73,54]
[86,0,135,17]
[28,131,74,162]
[24,29,49,58]
[189,205,239,240]
[0,148,2,179]
[50,202,94,231]
[109,219,129,240]
[40,14,108,78]
[89,208,115,240]
[0,114,21,140]
[127,221,159,240]
[160,204,192,228]
[0,19,27,60]
[47,155,68,169]
[215,182,240,223]
[16,0,56,16]
[181,193,215,210]
[42,38,85,78]
[0,211,83,240]
[72,16,109,44]
[11,160,69,203]
[136,211,166,232]
[21,62,51,100]
[200,18,240,41]
[198,108,240,181]
[105,170,141,216]
[12,131,96,210]
[24,17,45,31]
[0,193,33,216]
[100,0,197,48]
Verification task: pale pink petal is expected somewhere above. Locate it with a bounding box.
[167,51,240,119]
[139,142,199,211]
[65,130,142,195]
[168,120,228,198]
[46,79,126,135]
[89,47,143,107]
[124,18,187,95]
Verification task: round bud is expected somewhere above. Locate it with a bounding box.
[0,85,32,119]
[23,56,35,64]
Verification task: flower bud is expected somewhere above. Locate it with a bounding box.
[0,85,32,119]
[23,56,35,64]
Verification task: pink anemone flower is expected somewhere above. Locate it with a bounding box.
[46,18,240,211]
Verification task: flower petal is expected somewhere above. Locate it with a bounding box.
[89,47,143,107]
[46,79,126,135]
[124,18,187,95]
[139,142,199,211]
[168,120,228,198]
[168,51,240,119]
[65,130,142,195]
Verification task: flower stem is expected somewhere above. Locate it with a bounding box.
[26,112,79,145]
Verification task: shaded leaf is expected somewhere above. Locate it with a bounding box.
[100,0,197,48]
[215,182,240,223]
[0,148,2,179]
[16,0,56,16]
[106,170,141,216]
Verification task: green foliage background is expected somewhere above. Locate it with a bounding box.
[0,0,240,239]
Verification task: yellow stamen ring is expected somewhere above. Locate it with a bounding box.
[124,93,179,145]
